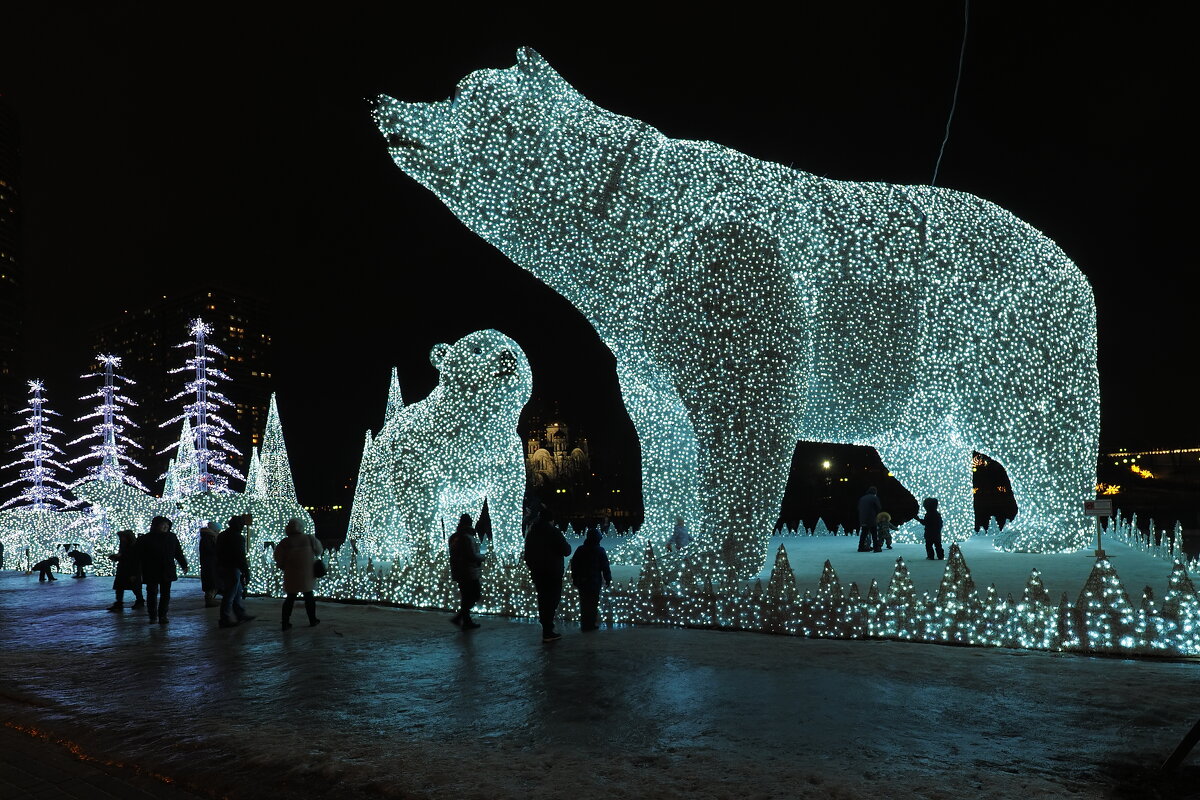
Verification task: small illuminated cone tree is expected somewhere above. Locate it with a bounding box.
[1076,557,1135,651]
[933,543,979,644]
[68,355,149,492]
[159,318,243,493]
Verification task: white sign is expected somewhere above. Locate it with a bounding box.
[1084,499,1113,517]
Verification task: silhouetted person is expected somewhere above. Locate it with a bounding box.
[857,487,882,552]
[448,513,483,630]
[570,524,612,631]
[916,497,944,560]
[33,556,59,581]
[273,517,324,631]
[107,530,144,611]
[68,549,92,578]
[138,516,188,624]
[875,511,895,551]
[668,516,692,551]
[523,504,571,642]
[199,521,221,608]
[217,514,255,628]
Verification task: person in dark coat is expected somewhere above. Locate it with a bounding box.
[106,530,144,611]
[67,549,93,578]
[138,516,188,624]
[916,497,945,560]
[448,513,484,630]
[32,556,59,581]
[522,504,571,642]
[216,514,255,628]
[857,487,883,552]
[199,521,221,608]
[570,524,612,632]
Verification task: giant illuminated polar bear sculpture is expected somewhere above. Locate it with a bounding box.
[374,48,1099,581]
[377,329,531,558]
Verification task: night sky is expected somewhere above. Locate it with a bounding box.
[3,5,1193,506]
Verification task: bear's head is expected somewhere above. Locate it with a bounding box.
[429,329,532,412]
[374,48,652,245]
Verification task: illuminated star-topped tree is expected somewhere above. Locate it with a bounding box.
[375,47,1099,582]
[67,354,149,491]
[160,318,243,493]
[1,380,73,510]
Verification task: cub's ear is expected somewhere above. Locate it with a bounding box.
[515,47,549,74]
[430,343,450,370]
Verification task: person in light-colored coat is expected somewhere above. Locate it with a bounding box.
[273,518,324,630]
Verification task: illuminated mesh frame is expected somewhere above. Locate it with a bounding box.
[350,330,531,559]
[374,48,1099,580]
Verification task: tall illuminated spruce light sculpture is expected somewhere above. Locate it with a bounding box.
[374,48,1100,583]
[348,330,531,562]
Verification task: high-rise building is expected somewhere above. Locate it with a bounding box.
[0,96,25,452]
[91,288,275,490]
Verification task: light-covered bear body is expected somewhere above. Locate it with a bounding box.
[368,330,531,558]
[374,49,1099,581]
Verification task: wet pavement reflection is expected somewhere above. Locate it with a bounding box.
[2,571,1198,798]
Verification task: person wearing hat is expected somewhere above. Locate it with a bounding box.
[570,521,613,632]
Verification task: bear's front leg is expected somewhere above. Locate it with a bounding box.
[643,218,807,584]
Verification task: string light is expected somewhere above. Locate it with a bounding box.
[374,47,1100,583]
[347,330,531,561]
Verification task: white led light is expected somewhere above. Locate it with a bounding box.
[374,47,1100,583]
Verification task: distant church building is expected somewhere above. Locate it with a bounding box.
[525,420,590,487]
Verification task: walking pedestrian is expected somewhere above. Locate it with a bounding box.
[857,487,882,552]
[272,517,323,631]
[32,556,59,581]
[523,504,571,642]
[570,523,612,631]
[448,513,483,630]
[916,497,945,560]
[199,521,221,608]
[217,514,256,628]
[106,530,144,611]
[138,516,188,625]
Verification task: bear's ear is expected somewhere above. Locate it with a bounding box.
[515,47,549,75]
[429,343,450,370]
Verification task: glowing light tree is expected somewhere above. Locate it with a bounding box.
[180,392,314,593]
[68,355,149,491]
[160,318,243,493]
[1,381,73,511]
[0,381,85,568]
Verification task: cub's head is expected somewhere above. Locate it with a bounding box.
[429,329,532,409]
[374,48,644,239]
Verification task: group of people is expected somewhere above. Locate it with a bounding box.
[30,546,93,581]
[448,502,612,642]
[857,487,945,560]
[31,514,327,631]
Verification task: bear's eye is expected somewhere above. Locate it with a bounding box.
[473,347,482,354]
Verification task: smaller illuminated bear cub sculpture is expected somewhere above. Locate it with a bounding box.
[375,330,531,558]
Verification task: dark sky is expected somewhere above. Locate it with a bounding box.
[3,4,1193,504]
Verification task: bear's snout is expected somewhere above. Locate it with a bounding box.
[494,349,518,377]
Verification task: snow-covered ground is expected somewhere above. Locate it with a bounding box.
[593,531,1183,603]
[1,567,1198,799]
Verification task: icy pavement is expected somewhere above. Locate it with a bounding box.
[1,571,1198,800]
